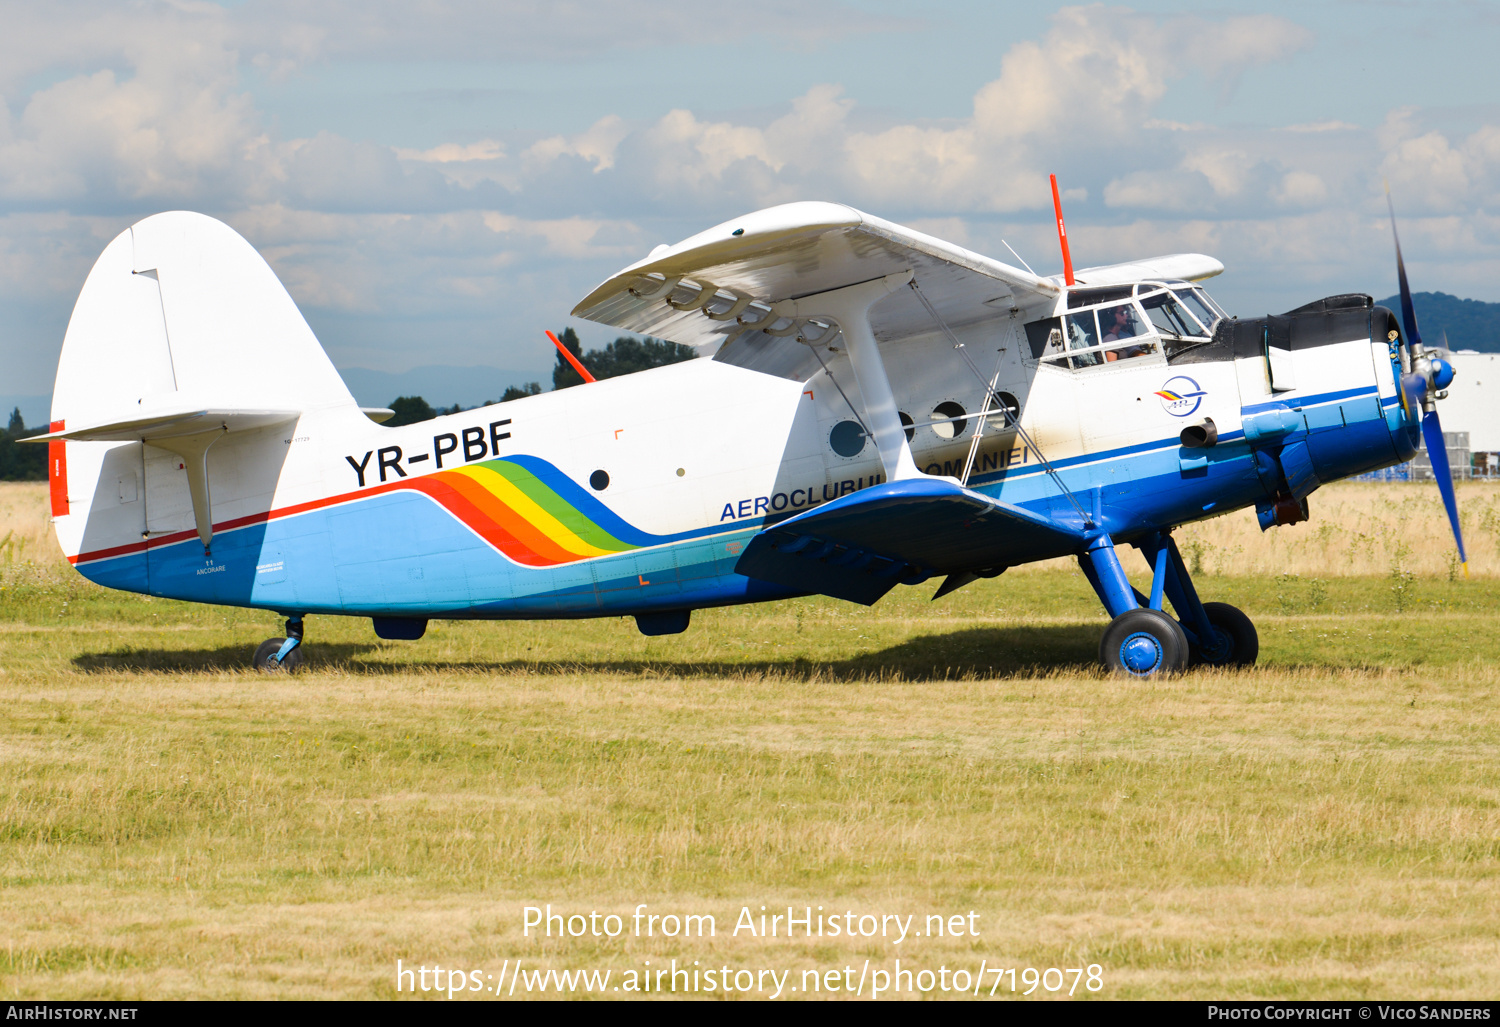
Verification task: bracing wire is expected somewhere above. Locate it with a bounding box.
[909,278,1094,528]
[806,336,871,441]
[1000,239,1037,276]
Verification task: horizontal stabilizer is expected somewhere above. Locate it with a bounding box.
[735,478,1085,605]
[28,404,300,551]
[24,407,299,444]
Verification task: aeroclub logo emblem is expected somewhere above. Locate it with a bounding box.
[1155,375,1207,418]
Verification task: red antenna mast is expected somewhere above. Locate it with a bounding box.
[1050,174,1076,286]
[547,329,597,384]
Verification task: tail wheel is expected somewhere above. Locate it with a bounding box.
[1100,608,1189,677]
[253,637,305,674]
[1190,602,1259,668]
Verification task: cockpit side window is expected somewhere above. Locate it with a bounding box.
[1030,302,1163,371]
[1065,311,1100,367]
[1024,317,1062,360]
[1066,286,1133,309]
[1097,302,1156,363]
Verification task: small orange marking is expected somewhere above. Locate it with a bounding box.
[638,574,650,586]
[614,429,623,439]
[803,390,814,400]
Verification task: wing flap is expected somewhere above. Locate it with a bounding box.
[734,478,1085,605]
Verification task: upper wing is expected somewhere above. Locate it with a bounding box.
[1072,253,1224,287]
[571,201,1062,355]
[733,477,1086,605]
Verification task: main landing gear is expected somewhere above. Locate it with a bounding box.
[253,615,305,673]
[1078,532,1258,678]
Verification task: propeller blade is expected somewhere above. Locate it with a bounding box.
[1385,185,1423,351]
[1421,410,1468,573]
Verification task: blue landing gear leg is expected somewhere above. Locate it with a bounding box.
[1079,534,1189,677]
[1134,533,1258,668]
[253,615,306,674]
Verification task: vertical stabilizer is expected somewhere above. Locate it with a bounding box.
[49,212,359,563]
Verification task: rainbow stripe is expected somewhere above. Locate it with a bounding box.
[389,455,656,567]
[1155,390,1184,401]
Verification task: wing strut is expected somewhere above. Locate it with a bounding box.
[773,271,923,482]
[908,277,1094,527]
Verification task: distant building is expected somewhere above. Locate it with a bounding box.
[1435,352,1497,479]
[1357,352,1496,481]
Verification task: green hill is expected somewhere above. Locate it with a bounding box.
[1375,292,1500,352]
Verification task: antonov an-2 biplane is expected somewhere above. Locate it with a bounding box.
[31,186,1466,676]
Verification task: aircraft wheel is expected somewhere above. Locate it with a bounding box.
[1100,608,1189,677]
[1189,602,1258,668]
[253,637,305,674]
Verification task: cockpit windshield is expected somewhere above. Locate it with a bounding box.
[1140,291,1208,339]
[1025,281,1225,371]
[1178,287,1222,328]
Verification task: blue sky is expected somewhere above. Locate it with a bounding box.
[4,0,1500,417]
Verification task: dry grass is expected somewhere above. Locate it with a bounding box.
[1005,480,1500,580]
[0,482,65,591]
[1,481,1497,1000]
[1169,481,1500,580]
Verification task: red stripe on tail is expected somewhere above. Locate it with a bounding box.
[48,420,67,517]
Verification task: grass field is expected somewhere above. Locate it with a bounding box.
[1,480,1497,1000]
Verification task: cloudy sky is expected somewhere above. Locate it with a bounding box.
[4,0,1500,417]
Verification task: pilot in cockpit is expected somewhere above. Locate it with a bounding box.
[1101,304,1146,361]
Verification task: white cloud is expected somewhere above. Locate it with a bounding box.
[1274,171,1329,208]
[523,116,630,174]
[7,1,1500,392]
[0,10,265,204]
[397,140,506,164]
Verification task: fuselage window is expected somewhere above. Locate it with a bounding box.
[931,401,968,440]
[829,419,867,458]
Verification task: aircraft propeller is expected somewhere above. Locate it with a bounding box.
[1386,186,1468,576]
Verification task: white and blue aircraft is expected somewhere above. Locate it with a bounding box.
[29,188,1466,676]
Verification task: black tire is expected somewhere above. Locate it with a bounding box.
[1100,608,1190,677]
[253,637,305,674]
[1189,602,1259,668]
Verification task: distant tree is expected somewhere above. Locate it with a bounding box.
[1375,291,1500,352]
[552,329,698,390]
[386,395,437,427]
[497,382,543,402]
[0,409,46,481]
